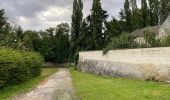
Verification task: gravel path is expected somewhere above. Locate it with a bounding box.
[13,68,75,100]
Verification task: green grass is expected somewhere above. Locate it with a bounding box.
[70,68,170,100]
[0,68,58,100]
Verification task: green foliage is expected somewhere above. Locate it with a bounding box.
[160,0,170,24]
[143,31,162,47]
[0,48,44,88]
[119,0,170,33]
[130,0,140,30]
[104,33,137,53]
[141,0,149,27]
[162,35,170,46]
[104,31,170,52]
[71,0,83,55]
[91,0,108,50]
[148,0,159,26]
[123,0,133,32]
[104,18,123,39]
[77,0,109,51]
[0,9,13,47]
[23,30,41,51]
[0,9,7,34]
[34,23,70,63]
[79,15,94,51]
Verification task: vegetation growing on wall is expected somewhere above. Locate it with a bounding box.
[104,33,138,54]
[104,30,170,54]
[162,35,170,46]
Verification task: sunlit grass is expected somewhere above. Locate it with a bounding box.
[70,68,170,100]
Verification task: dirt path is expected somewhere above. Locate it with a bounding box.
[13,68,75,100]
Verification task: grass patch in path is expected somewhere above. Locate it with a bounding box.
[0,68,58,100]
[70,68,170,100]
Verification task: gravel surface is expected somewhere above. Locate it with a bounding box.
[13,68,75,100]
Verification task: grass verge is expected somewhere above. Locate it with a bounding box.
[0,68,58,100]
[70,68,170,100]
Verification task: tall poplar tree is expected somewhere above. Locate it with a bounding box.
[130,0,140,30]
[141,0,149,27]
[124,0,132,32]
[148,0,159,26]
[0,9,7,42]
[71,0,83,54]
[91,0,107,50]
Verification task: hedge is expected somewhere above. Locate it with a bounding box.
[0,48,44,88]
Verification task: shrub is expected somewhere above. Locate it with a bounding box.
[104,33,138,54]
[143,31,162,47]
[0,48,44,88]
[162,35,170,46]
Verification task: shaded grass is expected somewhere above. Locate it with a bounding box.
[70,68,170,100]
[0,68,58,100]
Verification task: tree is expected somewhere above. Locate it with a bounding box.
[148,0,159,26]
[0,9,8,44]
[0,9,6,33]
[141,0,149,27]
[91,0,108,50]
[71,0,83,52]
[130,0,140,30]
[77,18,92,51]
[16,26,23,42]
[33,23,70,63]
[12,26,24,49]
[0,23,13,47]
[105,18,122,38]
[81,15,94,50]
[160,0,170,24]
[23,30,41,50]
[55,23,70,63]
[46,27,55,37]
[121,0,133,32]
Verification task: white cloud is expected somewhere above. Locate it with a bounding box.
[0,0,127,30]
[36,6,71,21]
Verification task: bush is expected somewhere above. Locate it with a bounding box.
[162,35,170,46]
[104,33,138,54]
[0,48,44,88]
[143,31,162,47]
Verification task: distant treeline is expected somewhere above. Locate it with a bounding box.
[0,9,70,63]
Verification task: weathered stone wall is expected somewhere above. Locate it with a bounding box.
[78,47,170,81]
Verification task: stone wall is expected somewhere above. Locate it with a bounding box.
[77,47,170,81]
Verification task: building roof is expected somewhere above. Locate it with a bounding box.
[131,26,160,37]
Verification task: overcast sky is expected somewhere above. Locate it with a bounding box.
[0,0,140,31]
